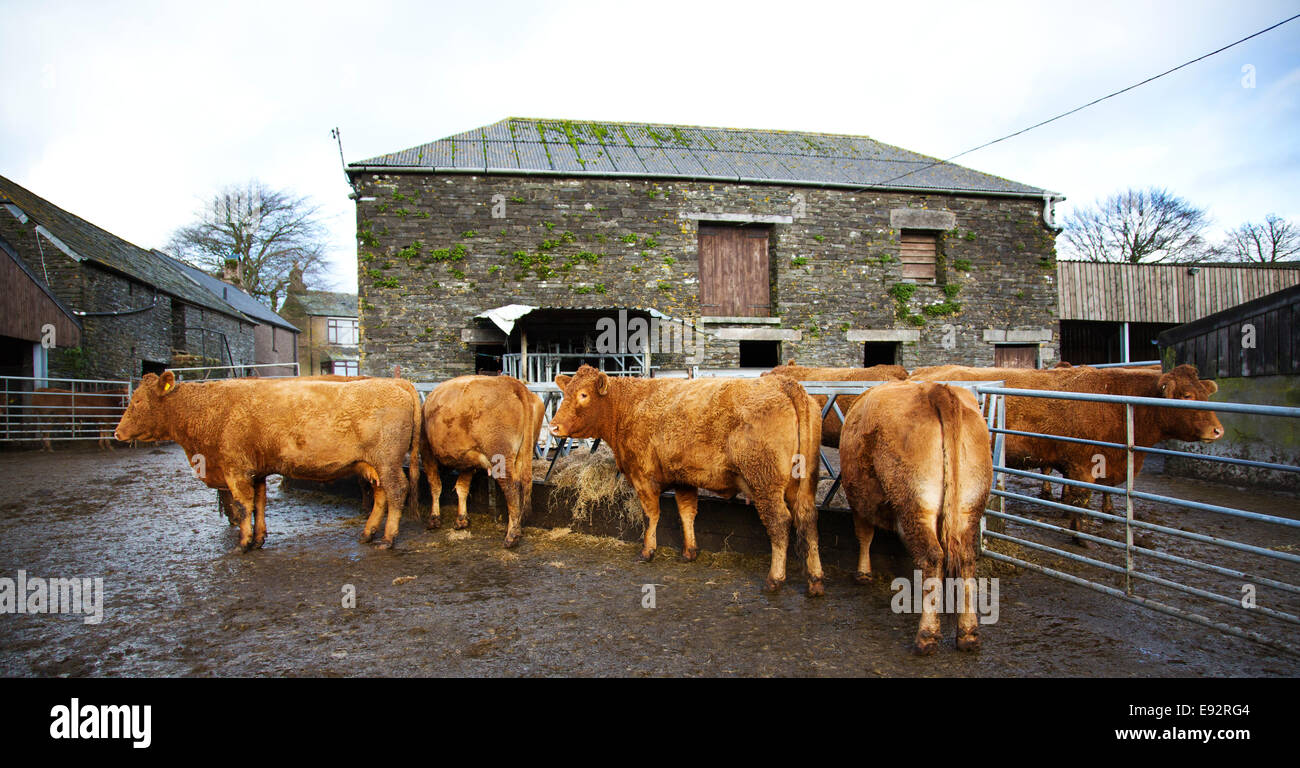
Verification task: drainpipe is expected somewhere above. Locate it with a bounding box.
[1042,194,1065,230]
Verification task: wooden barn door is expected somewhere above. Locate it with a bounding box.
[699,225,770,317]
[994,344,1039,369]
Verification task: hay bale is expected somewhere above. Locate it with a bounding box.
[547,445,644,534]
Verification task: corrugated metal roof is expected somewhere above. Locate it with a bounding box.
[1057,261,1300,323]
[351,117,1054,197]
[0,174,246,321]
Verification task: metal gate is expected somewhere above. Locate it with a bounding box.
[1,375,132,445]
[974,384,1300,653]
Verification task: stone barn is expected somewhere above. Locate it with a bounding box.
[346,118,1064,380]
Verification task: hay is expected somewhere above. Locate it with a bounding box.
[547,445,644,534]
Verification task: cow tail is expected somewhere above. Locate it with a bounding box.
[407,383,422,519]
[513,380,545,512]
[929,384,970,578]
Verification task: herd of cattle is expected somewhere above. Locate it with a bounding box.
[90,360,1224,653]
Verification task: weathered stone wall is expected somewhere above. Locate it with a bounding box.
[352,173,1060,380]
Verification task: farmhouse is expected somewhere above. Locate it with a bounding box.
[0,174,297,382]
[347,118,1064,380]
[279,267,360,376]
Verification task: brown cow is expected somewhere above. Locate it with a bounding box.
[840,381,992,654]
[114,371,421,551]
[421,375,545,548]
[910,364,1223,542]
[762,362,908,447]
[31,387,127,451]
[550,365,826,595]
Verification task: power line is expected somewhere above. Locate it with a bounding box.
[865,12,1300,191]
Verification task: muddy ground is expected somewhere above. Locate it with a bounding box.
[0,443,1296,677]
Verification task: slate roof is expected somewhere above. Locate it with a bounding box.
[293,290,357,318]
[0,174,245,320]
[157,251,299,332]
[351,117,1055,197]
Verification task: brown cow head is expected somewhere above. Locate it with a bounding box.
[1155,365,1223,442]
[549,365,612,440]
[114,371,178,442]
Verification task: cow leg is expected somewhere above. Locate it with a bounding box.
[359,464,386,544]
[632,479,664,562]
[949,514,982,652]
[754,495,792,593]
[675,486,700,561]
[901,525,945,655]
[453,472,473,530]
[218,489,239,527]
[252,477,269,549]
[1061,483,1093,547]
[424,455,444,529]
[1101,492,1115,517]
[853,512,876,584]
[377,467,408,549]
[499,476,525,549]
[226,474,259,553]
[1038,471,1055,500]
[788,485,825,597]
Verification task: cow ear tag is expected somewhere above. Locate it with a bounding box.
[163,381,173,392]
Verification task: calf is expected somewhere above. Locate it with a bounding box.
[910,364,1222,541]
[839,381,992,654]
[550,365,825,595]
[762,362,908,447]
[421,375,545,548]
[114,372,421,551]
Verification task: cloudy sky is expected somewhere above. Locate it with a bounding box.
[2,0,1297,293]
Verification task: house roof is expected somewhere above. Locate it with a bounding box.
[292,290,358,318]
[350,117,1056,198]
[0,174,245,321]
[157,251,299,332]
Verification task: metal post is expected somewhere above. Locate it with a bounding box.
[1125,402,1135,596]
[1121,321,1130,363]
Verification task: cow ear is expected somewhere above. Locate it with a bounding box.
[159,371,176,395]
[1201,379,1218,395]
[554,375,571,390]
[596,371,609,396]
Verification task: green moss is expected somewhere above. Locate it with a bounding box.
[461,230,478,238]
[889,283,917,302]
[952,258,972,271]
[922,301,962,317]
[373,275,400,289]
[621,233,638,244]
[942,283,961,299]
[641,236,658,248]
[791,256,809,267]
[662,256,676,266]
[396,241,423,260]
[508,195,525,204]
[812,234,825,243]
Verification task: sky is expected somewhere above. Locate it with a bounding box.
[2,0,1297,294]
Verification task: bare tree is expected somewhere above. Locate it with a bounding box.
[168,181,330,309]
[1061,187,1211,264]
[1217,214,1300,263]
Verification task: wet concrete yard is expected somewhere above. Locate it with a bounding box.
[1,444,1296,677]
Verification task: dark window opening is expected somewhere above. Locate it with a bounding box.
[474,344,505,375]
[863,342,899,367]
[141,360,168,376]
[739,340,780,368]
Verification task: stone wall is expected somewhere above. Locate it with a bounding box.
[352,172,1060,380]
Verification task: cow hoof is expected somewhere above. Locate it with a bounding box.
[806,579,825,598]
[638,548,656,562]
[1072,537,1092,549]
[913,633,941,656]
[375,540,394,551]
[854,571,873,585]
[453,517,470,530]
[680,546,699,562]
[956,632,981,652]
[359,532,375,544]
[503,533,521,549]
[764,576,785,593]
[426,517,441,531]
[235,542,256,554]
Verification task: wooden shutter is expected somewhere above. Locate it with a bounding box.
[699,225,771,317]
[994,344,1039,369]
[899,231,937,282]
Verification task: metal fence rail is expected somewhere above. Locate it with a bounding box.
[1,375,132,444]
[974,384,1300,653]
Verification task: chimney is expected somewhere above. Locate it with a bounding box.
[289,264,305,293]
[222,258,241,285]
